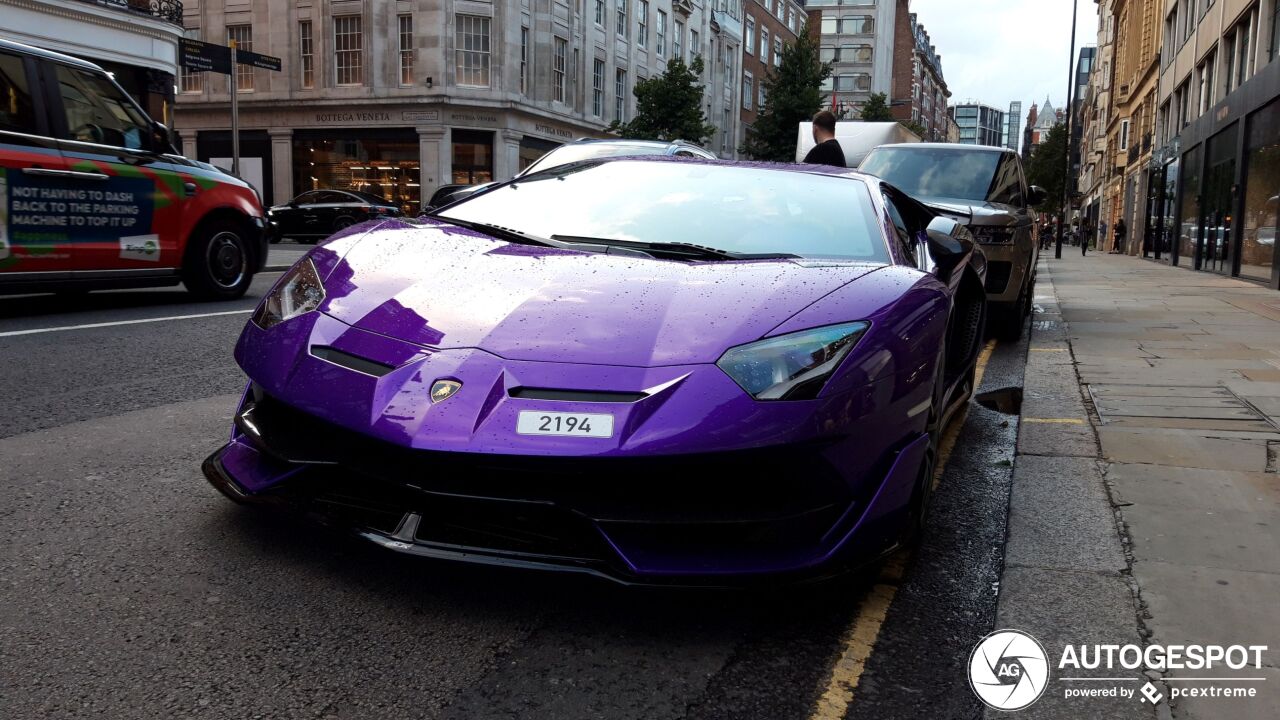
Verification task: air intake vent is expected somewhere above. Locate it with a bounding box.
[311,346,397,377]
[509,387,647,403]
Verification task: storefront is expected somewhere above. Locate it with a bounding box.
[293,129,421,214]
[1166,59,1280,290]
[175,103,587,217]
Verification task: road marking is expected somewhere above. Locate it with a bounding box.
[1023,417,1086,424]
[810,339,997,720]
[0,309,252,338]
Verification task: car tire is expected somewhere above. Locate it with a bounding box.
[333,216,356,232]
[182,218,254,300]
[992,295,1027,341]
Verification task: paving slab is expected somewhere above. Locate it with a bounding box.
[1123,504,1280,575]
[1096,428,1271,472]
[1004,456,1126,574]
[1107,463,1280,513]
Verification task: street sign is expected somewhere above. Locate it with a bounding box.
[178,37,231,74]
[236,49,282,73]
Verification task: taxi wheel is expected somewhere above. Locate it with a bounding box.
[183,220,253,300]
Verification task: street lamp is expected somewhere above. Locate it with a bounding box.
[1056,0,1079,260]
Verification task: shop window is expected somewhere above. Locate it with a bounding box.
[334,16,363,87]
[519,136,560,174]
[227,25,252,91]
[455,15,491,88]
[1177,144,1202,265]
[1240,97,1279,281]
[293,130,421,213]
[451,129,493,185]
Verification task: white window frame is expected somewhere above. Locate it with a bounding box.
[398,14,414,87]
[745,15,755,55]
[333,15,363,87]
[638,0,649,49]
[455,14,491,88]
[674,20,683,60]
[615,68,627,121]
[553,36,567,103]
[743,71,753,110]
[593,58,605,116]
[617,0,628,40]
[298,21,314,90]
[227,25,253,92]
[657,10,667,57]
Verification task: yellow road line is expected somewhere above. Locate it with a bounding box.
[809,339,996,720]
[1023,417,1085,424]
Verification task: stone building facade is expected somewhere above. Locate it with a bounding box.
[173,0,746,210]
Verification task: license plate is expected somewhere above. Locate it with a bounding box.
[516,411,614,438]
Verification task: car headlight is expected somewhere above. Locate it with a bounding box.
[252,258,325,330]
[716,321,870,401]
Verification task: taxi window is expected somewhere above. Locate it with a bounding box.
[0,52,35,133]
[54,64,151,150]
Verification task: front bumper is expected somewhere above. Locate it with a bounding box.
[203,389,930,586]
[976,242,1032,305]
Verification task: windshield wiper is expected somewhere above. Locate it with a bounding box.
[433,217,558,247]
[550,235,799,261]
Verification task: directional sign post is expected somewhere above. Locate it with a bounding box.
[178,38,281,176]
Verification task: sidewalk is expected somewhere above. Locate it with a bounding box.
[992,252,1280,719]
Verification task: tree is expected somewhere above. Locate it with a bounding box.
[899,120,928,138]
[740,22,831,161]
[611,56,716,145]
[859,92,894,122]
[1026,122,1068,216]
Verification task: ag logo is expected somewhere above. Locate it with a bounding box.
[969,629,1050,711]
[430,379,462,403]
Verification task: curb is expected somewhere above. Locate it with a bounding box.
[984,259,1157,719]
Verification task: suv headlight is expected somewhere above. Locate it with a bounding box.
[252,258,325,329]
[717,322,870,401]
[971,226,1016,244]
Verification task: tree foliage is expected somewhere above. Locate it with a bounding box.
[740,22,831,161]
[899,120,928,138]
[1026,122,1068,215]
[610,56,716,145]
[858,93,894,122]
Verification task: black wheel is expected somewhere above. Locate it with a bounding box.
[183,219,254,300]
[993,295,1027,341]
[333,216,356,232]
[903,356,945,545]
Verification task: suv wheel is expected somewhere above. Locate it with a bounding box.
[183,219,254,300]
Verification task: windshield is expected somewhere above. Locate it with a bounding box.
[860,147,1002,203]
[440,160,888,262]
[522,143,672,176]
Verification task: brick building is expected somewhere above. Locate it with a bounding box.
[890,6,950,141]
[740,0,806,132]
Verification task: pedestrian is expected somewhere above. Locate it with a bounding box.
[1113,218,1127,254]
[1081,222,1089,256]
[802,110,846,168]
[1099,219,1108,251]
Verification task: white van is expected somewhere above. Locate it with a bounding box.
[794,121,921,167]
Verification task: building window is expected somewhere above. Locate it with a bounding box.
[333,16,363,87]
[690,29,699,62]
[743,72,753,110]
[745,16,755,55]
[1177,79,1191,127]
[823,16,873,35]
[759,83,766,109]
[617,0,628,39]
[1197,49,1215,114]
[595,0,605,27]
[179,28,203,93]
[1233,9,1257,90]
[227,25,252,91]
[639,1,649,49]
[455,15,491,88]
[298,21,314,89]
[615,68,626,121]
[553,37,567,103]
[774,38,783,67]
[398,15,414,86]
[1119,118,1130,150]
[674,20,683,60]
[520,27,529,95]
[592,58,605,116]
[657,10,667,57]
[761,28,770,65]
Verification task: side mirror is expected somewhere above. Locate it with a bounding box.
[925,216,972,281]
[1026,185,1048,206]
[150,121,175,154]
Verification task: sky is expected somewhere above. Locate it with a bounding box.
[909,0,1099,118]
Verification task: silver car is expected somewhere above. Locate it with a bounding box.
[860,144,1046,340]
[516,138,717,177]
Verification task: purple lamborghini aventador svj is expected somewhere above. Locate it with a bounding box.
[203,156,988,586]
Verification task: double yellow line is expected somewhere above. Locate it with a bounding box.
[810,339,997,720]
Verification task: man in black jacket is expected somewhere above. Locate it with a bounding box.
[803,111,845,167]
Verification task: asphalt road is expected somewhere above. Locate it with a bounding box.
[0,275,1028,720]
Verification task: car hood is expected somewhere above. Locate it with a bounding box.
[318,223,883,366]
